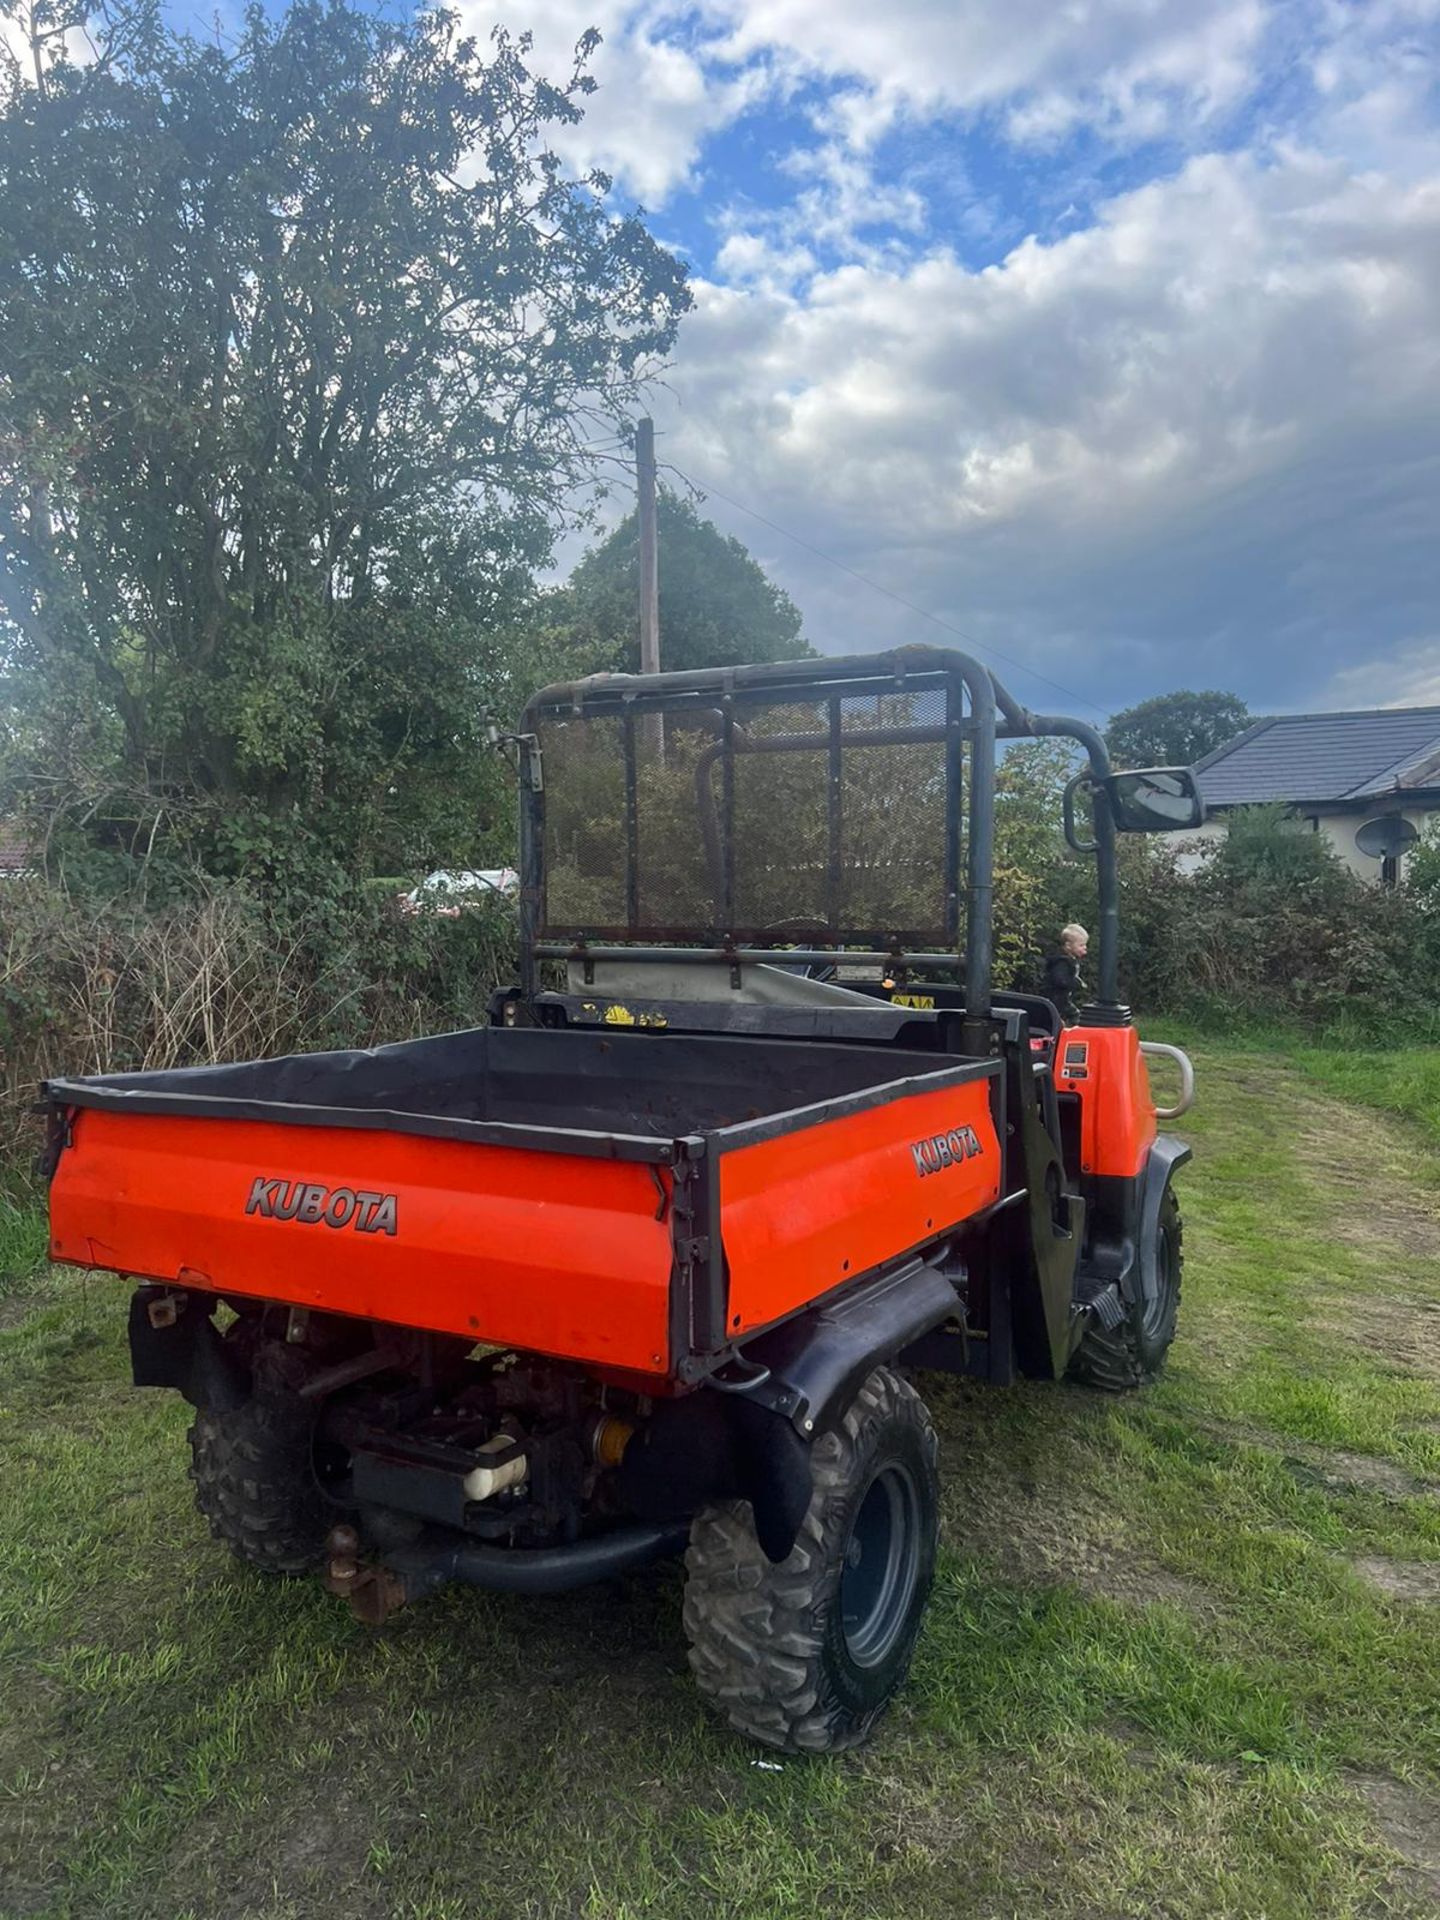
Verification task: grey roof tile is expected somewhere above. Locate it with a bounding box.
[1194,707,1440,807]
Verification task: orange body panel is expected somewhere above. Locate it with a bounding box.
[50,1067,1003,1377]
[720,1077,1000,1336]
[49,1109,677,1376]
[1055,1026,1157,1178]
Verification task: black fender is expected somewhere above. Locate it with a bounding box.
[616,1259,958,1563]
[127,1286,249,1411]
[738,1257,958,1439]
[1130,1135,1191,1309]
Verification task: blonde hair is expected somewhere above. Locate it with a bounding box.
[1061,923,1089,944]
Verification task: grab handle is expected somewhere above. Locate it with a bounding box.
[1141,1041,1195,1120]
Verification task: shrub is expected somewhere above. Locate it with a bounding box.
[1115,810,1440,1040]
[0,875,518,1167]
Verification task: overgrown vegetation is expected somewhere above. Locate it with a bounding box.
[3,1041,1438,1918]
[1117,810,1440,1040]
[5,788,1438,1162]
[1,0,689,882]
[991,794,1440,1042]
[0,875,516,1164]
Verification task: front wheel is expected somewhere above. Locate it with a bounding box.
[683,1366,940,1753]
[1069,1183,1184,1391]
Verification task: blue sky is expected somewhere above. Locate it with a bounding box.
[446,0,1440,721]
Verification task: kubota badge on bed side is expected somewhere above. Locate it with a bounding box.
[910,1125,984,1178]
[245,1177,398,1236]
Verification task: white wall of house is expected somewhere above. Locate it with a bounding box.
[1306,807,1433,880]
[1172,819,1226,875]
[1173,806,1436,881]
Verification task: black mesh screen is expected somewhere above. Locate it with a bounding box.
[729,701,832,934]
[538,714,628,930]
[538,676,967,945]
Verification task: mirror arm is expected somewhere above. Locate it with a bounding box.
[1062,774,1098,854]
[1025,715,1121,1007]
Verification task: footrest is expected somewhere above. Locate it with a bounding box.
[1086,1283,1126,1332]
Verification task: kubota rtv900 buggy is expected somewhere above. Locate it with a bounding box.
[45,647,1201,1752]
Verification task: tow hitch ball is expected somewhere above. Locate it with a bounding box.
[324,1524,410,1626]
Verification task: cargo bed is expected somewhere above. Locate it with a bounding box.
[47,1027,1001,1381]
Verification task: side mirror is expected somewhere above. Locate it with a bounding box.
[1104,767,1206,834]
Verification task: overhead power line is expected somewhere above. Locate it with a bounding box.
[669,463,1110,722]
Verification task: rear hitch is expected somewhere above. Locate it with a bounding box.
[324,1524,414,1625]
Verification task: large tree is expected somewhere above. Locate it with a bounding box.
[541,488,811,676]
[1105,689,1251,769]
[0,0,690,877]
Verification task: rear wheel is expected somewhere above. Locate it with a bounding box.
[683,1366,939,1753]
[1069,1183,1183,1391]
[189,1340,346,1575]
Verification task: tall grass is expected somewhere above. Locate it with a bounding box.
[0,1194,47,1295]
[0,877,518,1172]
[1295,1047,1440,1149]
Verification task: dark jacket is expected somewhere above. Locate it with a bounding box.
[1042,952,1084,1023]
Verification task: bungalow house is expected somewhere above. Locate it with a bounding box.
[1187,706,1440,884]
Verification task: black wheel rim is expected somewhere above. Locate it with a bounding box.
[840,1463,921,1668]
[1142,1223,1177,1341]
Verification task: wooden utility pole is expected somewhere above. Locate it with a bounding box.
[636,415,663,760]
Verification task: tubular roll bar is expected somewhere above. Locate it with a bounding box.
[516,646,1122,1018]
[1020,714,1119,1006]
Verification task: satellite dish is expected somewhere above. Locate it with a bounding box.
[1355,816,1419,860]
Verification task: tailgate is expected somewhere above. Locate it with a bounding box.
[48,1108,676,1376]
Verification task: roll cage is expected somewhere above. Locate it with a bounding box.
[516,645,1122,1019]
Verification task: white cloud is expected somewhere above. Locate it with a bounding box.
[457,0,1278,200]
[457,0,765,201]
[1324,639,1440,709]
[1302,0,1440,179]
[716,141,931,283]
[454,0,1440,712]
[707,0,1268,149]
[651,149,1440,709]
[456,3,1437,220]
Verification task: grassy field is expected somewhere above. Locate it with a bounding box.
[2,1043,1439,1919]
[1296,1048,1440,1153]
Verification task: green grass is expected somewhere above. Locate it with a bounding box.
[1294,1047,1440,1153]
[3,1044,1440,1918]
[0,1194,50,1301]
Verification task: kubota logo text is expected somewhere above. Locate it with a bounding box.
[910,1126,983,1178]
[245,1177,398,1236]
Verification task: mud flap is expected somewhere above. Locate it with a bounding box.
[740,1258,960,1439]
[127,1287,249,1411]
[615,1390,813,1563]
[618,1260,957,1563]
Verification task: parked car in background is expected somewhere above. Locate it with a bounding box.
[398,868,519,916]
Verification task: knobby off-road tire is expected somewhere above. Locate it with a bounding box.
[1069,1183,1184,1392]
[188,1343,338,1575]
[683,1366,940,1753]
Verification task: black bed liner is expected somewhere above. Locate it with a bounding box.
[45,1026,998,1165]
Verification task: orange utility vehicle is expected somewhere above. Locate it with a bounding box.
[45,647,1201,1752]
